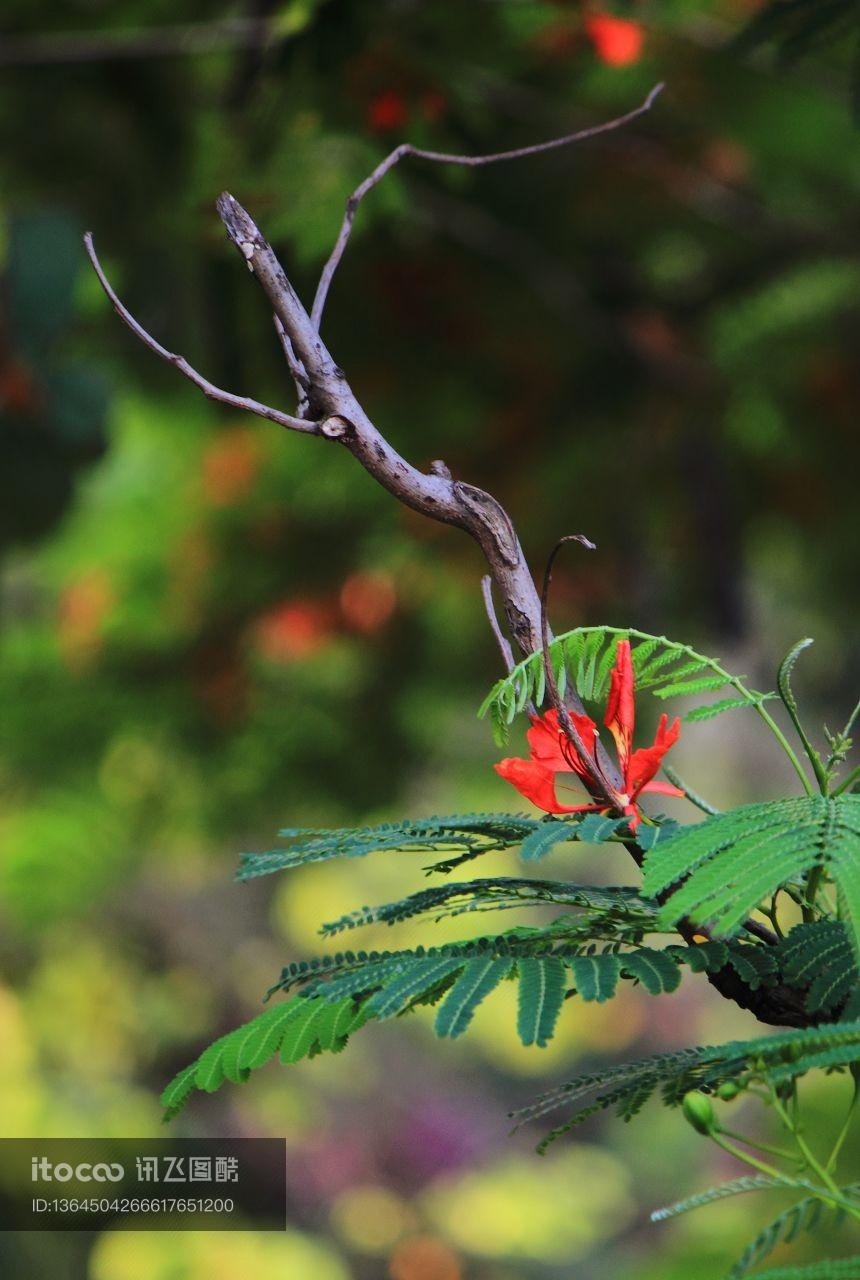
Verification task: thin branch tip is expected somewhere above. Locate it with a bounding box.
[311,83,668,331]
[85,225,316,435]
[645,81,666,109]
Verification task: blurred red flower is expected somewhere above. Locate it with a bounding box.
[585,12,644,67]
[201,429,261,506]
[254,599,334,662]
[367,90,409,133]
[340,570,397,634]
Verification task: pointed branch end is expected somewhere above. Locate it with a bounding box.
[644,82,666,111]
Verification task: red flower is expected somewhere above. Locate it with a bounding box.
[367,90,409,134]
[585,13,644,67]
[495,639,682,830]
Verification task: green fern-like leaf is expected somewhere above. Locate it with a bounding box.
[621,946,683,995]
[729,1183,860,1279]
[237,812,542,880]
[739,1260,860,1280]
[777,921,859,1015]
[479,626,768,745]
[160,996,367,1117]
[166,922,751,1116]
[570,953,621,1003]
[434,956,512,1038]
[167,911,840,1119]
[643,796,860,960]
[517,956,569,1044]
[519,821,581,862]
[651,1175,800,1223]
[319,878,656,936]
[515,1018,860,1148]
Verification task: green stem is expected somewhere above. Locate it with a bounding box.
[826,1076,860,1174]
[771,1093,847,1203]
[662,764,720,816]
[834,764,860,797]
[802,865,826,922]
[712,1133,860,1219]
[710,1133,791,1182]
[738,686,814,797]
[720,1128,797,1161]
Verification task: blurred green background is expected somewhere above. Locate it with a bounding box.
[1,2,859,1277]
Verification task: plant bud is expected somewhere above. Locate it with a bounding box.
[682,1090,720,1135]
[716,1081,741,1101]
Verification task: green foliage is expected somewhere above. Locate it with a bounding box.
[237,813,541,879]
[238,808,679,882]
[651,1174,802,1223]
[643,796,860,959]
[515,1019,860,1151]
[516,956,568,1046]
[319,877,655,935]
[166,892,786,1116]
[569,953,621,1004]
[777,639,828,790]
[739,1259,860,1280]
[736,0,860,117]
[730,1184,860,1279]
[777,922,859,1016]
[479,626,771,745]
[519,821,582,862]
[160,996,369,1119]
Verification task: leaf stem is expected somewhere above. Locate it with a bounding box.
[719,1128,797,1161]
[770,1092,853,1208]
[826,1073,860,1175]
[834,764,860,797]
[662,764,720,816]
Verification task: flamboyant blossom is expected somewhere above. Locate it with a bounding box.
[495,639,682,830]
[585,13,644,68]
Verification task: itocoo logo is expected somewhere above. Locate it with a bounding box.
[31,1157,124,1183]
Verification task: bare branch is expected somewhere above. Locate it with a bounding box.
[0,17,277,67]
[273,315,310,414]
[84,233,317,435]
[212,192,568,668]
[481,575,515,676]
[311,82,664,330]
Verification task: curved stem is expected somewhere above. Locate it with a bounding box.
[719,1128,797,1161]
[710,1133,795,1182]
[826,1075,860,1174]
[834,764,860,797]
[747,694,815,796]
[771,1092,848,1205]
[662,764,720,816]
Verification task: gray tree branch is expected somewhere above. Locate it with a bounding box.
[311,82,664,331]
[84,233,317,436]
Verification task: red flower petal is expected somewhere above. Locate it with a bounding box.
[622,801,641,832]
[494,758,590,814]
[585,14,644,67]
[639,780,685,798]
[527,708,598,779]
[604,638,635,770]
[626,714,681,799]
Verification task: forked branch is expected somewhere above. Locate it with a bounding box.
[85,93,667,810]
[87,88,831,1027]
